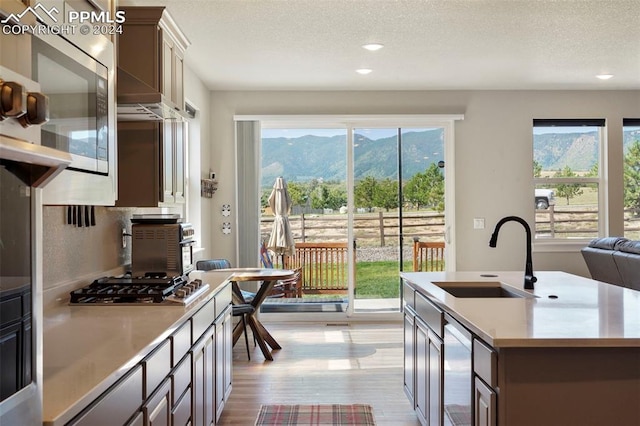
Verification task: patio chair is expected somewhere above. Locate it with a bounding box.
[412,238,445,272]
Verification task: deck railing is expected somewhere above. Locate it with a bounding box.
[272,242,353,295]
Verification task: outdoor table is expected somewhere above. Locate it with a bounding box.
[223,268,295,361]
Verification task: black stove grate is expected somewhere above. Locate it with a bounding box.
[70,275,188,304]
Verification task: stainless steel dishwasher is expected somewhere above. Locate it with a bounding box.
[443,313,473,426]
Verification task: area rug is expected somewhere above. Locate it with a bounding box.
[255,404,376,425]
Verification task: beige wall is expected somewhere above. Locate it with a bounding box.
[206,89,640,275]
[42,206,134,296]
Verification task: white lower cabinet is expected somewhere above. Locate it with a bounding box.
[66,283,233,426]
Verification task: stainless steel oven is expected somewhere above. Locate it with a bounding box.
[1,0,117,205]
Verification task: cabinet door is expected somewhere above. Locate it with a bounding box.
[162,121,175,204]
[173,121,185,204]
[173,49,184,110]
[0,322,21,399]
[144,379,171,426]
[162,35,174,104]
[403,310,415,406]
[474,377,496,426]
[428,329,443,426]
[215,306,232,421]
[192,327,214,426]
[415,318,429,426]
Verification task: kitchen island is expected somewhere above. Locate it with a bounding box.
[401,271,640,426]
[42,270,234,426]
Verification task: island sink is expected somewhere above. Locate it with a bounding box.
[432,281,537,298]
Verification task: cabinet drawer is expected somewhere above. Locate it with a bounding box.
[69,365,143,426]
[473,338,497,388]
[415,292,443,338]
[143,378,171,426]
[171,320,191,366]
[402,280,415,310]
[171,385,191,426]
[171,353,191,406]
[192,299,215,343]
[142,339,171,399]
[214,283,232,318]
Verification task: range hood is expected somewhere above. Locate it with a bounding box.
[0,136,71,188]
[116,67,187,122]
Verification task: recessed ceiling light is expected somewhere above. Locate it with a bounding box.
[596,74,613,80]
[356,68,372,75]
[362,43,384,51]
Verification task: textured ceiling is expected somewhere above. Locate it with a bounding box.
[118,0,640,91]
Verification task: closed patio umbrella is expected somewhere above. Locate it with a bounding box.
[266,176,295,265]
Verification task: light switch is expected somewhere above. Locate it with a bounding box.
[474,218,485,229]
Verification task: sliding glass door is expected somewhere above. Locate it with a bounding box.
[255,116,457,318]
[352,128,446,313]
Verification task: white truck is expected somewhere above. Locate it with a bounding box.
[535,188,556,209]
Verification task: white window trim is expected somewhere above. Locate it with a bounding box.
[533,125,607,242]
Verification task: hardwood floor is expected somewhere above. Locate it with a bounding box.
[218,322,420,426]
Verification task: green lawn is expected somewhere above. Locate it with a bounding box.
[355,260,413,298]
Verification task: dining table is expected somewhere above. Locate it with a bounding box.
[221,268,295,361]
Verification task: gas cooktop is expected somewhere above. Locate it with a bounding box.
[69,274,209,306]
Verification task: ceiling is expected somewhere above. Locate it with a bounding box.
[118,0,640,91]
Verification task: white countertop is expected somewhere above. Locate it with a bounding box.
[42,271,232,426]
[400,271,640,348]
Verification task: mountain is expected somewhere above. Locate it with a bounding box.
[261,129,444,186]
[261,129,640,186]
[534,129,640,172]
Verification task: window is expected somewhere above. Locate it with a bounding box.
[533,119,605,239]
[623,118,640,239]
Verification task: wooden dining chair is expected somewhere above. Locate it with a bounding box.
[413,238,445,272]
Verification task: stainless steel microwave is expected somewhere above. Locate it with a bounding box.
[0,2,117,205]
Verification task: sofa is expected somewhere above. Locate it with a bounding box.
[581,237,640,290]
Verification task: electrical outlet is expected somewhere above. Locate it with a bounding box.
[473,218,485,229]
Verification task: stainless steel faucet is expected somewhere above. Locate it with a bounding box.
[489,216,537,290]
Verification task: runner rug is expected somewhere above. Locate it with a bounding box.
[255,404,376,425]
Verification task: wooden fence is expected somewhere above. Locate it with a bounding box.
[261,211,445,246]
[261,209,640,245]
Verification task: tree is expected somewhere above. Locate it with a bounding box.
[355,176,378,211]
[374,178,398,211]
[554,166,583,204]
[533,160,542,178]
[287,181,308,208]
[624,140,640,216]
[403,164,444,211]
[326,186,347,210]
[309,185,329,209]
